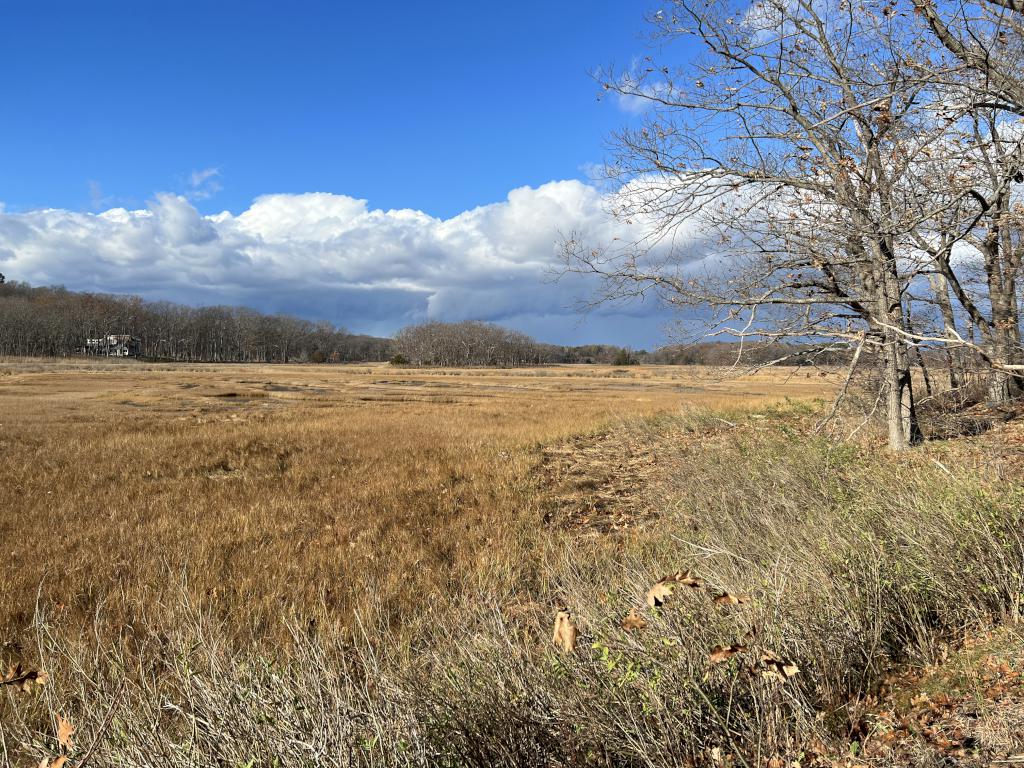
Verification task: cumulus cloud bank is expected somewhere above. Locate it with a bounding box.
[0,181,679,345]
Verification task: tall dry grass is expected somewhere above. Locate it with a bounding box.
[0,362,829,643]
[4,398,1023,766]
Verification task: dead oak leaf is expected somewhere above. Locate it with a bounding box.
[56,715,75,750]
[620,609,648,632]
[674,569,705,589]
[646,580,675,608]
[709,643,747,664]
[713,592,752,607]
[1,663,48,692]
[646,569,705,608]
[552,608,578,654]
[759,651,800,682]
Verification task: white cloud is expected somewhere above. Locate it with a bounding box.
[0,180,694,345]
[186,167,223,200]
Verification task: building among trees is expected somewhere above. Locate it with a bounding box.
[82,334,142,357]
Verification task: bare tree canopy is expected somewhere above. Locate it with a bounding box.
[394,321,547,367]
[562,0,1024,448]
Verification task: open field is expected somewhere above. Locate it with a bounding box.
[7,360,1024,766]
[0,360,834,641]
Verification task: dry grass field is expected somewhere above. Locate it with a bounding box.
[6,359,1024,766]
[0,359,833,642]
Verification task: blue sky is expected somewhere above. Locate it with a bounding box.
[0,1,690,347]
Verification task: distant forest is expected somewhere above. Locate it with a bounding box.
[0,278,837,366]
[0,279,390,363]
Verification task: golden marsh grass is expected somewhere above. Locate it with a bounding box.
[0,360,834,641]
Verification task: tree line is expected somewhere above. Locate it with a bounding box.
[391,321,674,366]
[563,0,1024,449]
[0,281,659,366]
[2,278,843,368]
[392,321,548,367]
[0,281,391,362]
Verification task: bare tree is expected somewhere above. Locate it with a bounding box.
[563,0,955,448]
[913,0,1024,115]
[394,321,545,367]
[903,107,1024,402]
[906,0,1024,401]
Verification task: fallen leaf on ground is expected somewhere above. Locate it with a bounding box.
[675,569,705,589]
[713,592,752,606]
[620,609,648,632]
[56,715,75,750]
[759,651,800,681]
[646,580,675,608]
[1,663,48,692]
[709,643,748,664]
[646,570,705,608]
[552,608,578,653]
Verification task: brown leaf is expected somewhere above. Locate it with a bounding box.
[40,758,68,768]
[709,643,747,664]
[552,608,578,654]
[674,569,706,589]
[646,570,705,608]
[620,609,648,632]
[713,592,752,607]
[56,715,75,750]
[646,580,675,608]
[2,663,47,692]
[759,651,800,682]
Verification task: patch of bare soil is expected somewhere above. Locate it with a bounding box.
[538,427,665,533]
[536,417,738,533]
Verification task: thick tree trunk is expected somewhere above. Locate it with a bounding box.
[984,318,1021,405]
[986,328,1021,404]
[875,248,921,450]
[988,366,1014,404]
[882,333,920,450]
[981,211,1021,405]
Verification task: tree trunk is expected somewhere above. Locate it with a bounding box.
[882,332,920,450]
[981,210,1021,405]
[927,273,963,392]
[875,246,921,450]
